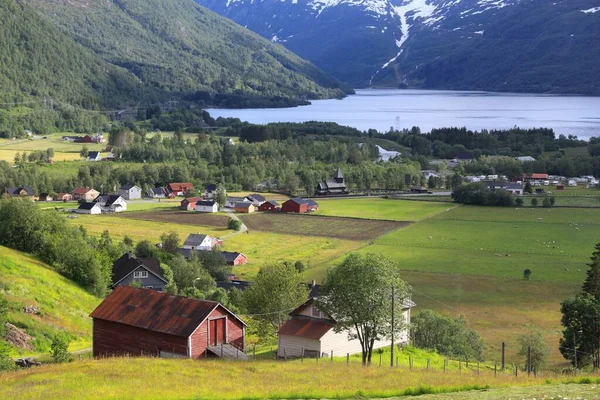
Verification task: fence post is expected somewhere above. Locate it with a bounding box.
[283,349,286,360]
[379,353,382,367]
[443,359,446,374]
[347,353,349,365]
[477,361,480,375]
[221,343,223,358]
[501,342,505,370]
[515,364,518,377]
[427,358,430,370]
[396,356,398,368]
[253,344,256,358]
[494,362,497,377]
[331,350,333,363]
[301,348,304,363]
[409,356,412,370]
[527,346,531,376]
[459,360,461,372]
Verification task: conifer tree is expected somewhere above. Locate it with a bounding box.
[583,243,600,301]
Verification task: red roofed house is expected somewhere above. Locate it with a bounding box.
[277,297,414,359]
[91,286,247,359]
[71,187,100,202]
[167,182,194,197]
[523,173,549,182]
[181,197,203,211]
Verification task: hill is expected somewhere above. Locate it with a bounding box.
[0,246,99,356]
[197,0,600,94]
[23,0,350,108]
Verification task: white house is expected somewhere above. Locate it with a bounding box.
[119,184,142,200]
[87,151,101,162]
[568,179,578,187]
[76,202,102,215]
[277,298,414,359]
[204,184,218,199]
[182,234,222,251]
[147,187,167,199]
[195,200,218,213]
[225,196,251,208]
[421,170,439,180]
[505,183,523,195]
[95,195,127,213]
[247,193,266,207]
[516,156,536,162]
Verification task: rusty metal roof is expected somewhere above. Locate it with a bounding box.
[91,286,245,337]
[278,317,334,340]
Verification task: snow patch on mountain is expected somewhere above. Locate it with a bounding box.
[581,7,600,14]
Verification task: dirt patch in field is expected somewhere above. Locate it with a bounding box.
[122,210,229,228]
[239,213,410,241]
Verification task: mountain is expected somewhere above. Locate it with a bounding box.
[0,246,99,355]
[23,0,350,107]
[197,0,600,94]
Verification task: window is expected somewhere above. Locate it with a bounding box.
[311,306,322,319]
[145,286,154,290]
[133,270,148,279]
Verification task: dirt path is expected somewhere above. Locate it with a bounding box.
[219,209,248,239]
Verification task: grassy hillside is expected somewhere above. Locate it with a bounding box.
[0,356,598,399]
[25,0,349,106]
[0,246,99,355]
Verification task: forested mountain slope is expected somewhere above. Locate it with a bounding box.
[24,0,350,107]
[198,0,600,94]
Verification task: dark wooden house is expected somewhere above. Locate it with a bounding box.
[91,286,247,359]
[315,167,348,195]
[282,198,309,214]
[258,200,280,212]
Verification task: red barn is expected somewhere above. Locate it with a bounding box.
[91,286,246,359]
[167,182,195,197]
[222,252,247,266]
[180,197,203,211]
[281,198,309,214]
[258,200,280,212]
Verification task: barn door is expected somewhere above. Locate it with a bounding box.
[209,318,226,346]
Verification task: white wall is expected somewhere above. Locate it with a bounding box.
[196,204,218,213]
[277,335,320,358]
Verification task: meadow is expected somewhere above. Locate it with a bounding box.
[0,247,99,355]
[316,197,455,221]
[1,356,598,400]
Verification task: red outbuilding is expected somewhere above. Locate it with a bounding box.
[281,198,309,214]
[258,200,280,212]
[91,286,247,359]
[180,197,203,211]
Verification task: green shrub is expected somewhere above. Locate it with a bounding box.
[50,334,73,363]
[228,218,242,231]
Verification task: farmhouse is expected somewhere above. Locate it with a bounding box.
[95,195,127,212]
[225,196,251,208]
[87,151,101,162]
[234,202,255,213]
[222,252,247,266]
[112,253,167,291]
[483,180,508,190]
[181,197,203,211]
[76,202,102,215]
[316,167,348,196]
[505,183,523,195]
[247,193,266,207]
[56,193,73,202]
[6,186,35,198]
[196,200,219,213]
[204,184,217,199]
[119,184,142,200]
[258,200,280,212]
[72,187,100,202]
[183,234,222,251]
[277,297,414,359]
[147,187,167,199]
[167,182,194,197]
[91,286,247,359]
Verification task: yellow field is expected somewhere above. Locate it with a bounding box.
[2,357,596,400]
[0,149,84,162]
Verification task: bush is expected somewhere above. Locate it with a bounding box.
[542,197,551,208]
[228,218,242,231]
[523,269,532,280]
[451,183,513,207]
[515,197,524,207]
[531,198,538,207]
[0,341,15,371]
[50,334,73,363]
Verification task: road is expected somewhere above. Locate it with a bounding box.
[220,208,248,239]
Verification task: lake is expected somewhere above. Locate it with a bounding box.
[207,89,600,139]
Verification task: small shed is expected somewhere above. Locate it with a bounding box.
[556,184,565,190]
[234,203,255,213]
[91,286,247,359]
[258,200,280,212]
[56,193,73,202]
[222,252,247,266]
[38,193,54,202]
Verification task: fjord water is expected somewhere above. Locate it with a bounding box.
[207,89,600,139]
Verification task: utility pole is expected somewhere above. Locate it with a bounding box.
[390,285,395,367]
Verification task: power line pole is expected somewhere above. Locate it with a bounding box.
[390,285,395,367]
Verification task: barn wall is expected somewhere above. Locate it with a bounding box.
[189,306,245,358]
[278,335,320,358]
[93,319,187,358]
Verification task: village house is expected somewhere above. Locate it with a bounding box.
[87,151,101,162]
[483,180,508,190]
[258,200,280,212]
[181,197,203,211]
[225,196,251,208]
[234,202,255,213]
[119,184,142,200]
[516,156,536,162]
[277,297,415,359]
[183,234,222,251]
[523,173,549,184]
[71,187,100,202]
[94,195,128,213]
[316,167,348,196]
[37,193,54,202]
[167,182,194,197]
[195,200,219,213]
[222,252,247,266]
[55,193,73,202]
[5,186,35,198]
[90,286,247,359]
[505,183,524,195]
[410,186,429,194]
[76,202,102,215]
[421,170,440,180]
[147,187,167,199]
[111,253,167,291]
[247,194,266,207]
[204,184,218,199]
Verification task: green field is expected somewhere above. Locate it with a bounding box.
[0,246,100,356]
[316,198,455,221]
[1,356,597,400]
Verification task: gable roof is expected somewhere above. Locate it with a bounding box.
[456,152,474,160]
[287,198,309,205]
[222,251,245,263]
[247,193,266,202]
[184,234,208,247]
[88,151,100,158]
[112,253,166,286]
[278,317,334,340]
[262,200,280,207]
[227,196,250,203]
[106,195,125,207]
[6,186,35,196]
[168,182,194,191]
[78,202,100,210]
[205,184,217,192]
[506,183,523,190]
[94,195,110,203]
[305,199,319,207]
[90,286,245,337]
[148,187,166,195]
[182,197,203,204]
[120,184,139,190]
[196,200,217,207]
[235,202,253,209]
[72,187,95,195]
